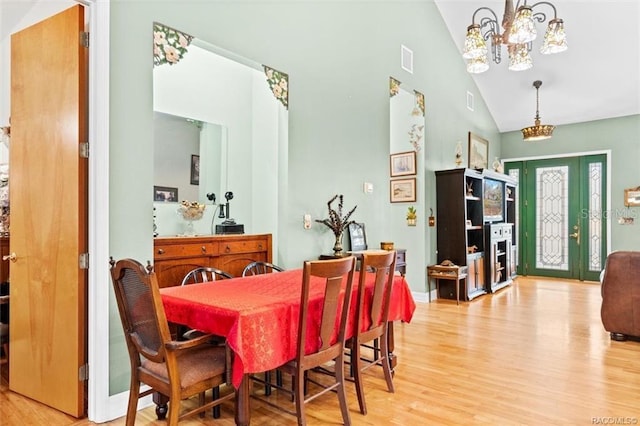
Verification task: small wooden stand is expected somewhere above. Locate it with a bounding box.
[427,264,468,305]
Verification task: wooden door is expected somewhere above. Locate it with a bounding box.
[505,154,607,281]
[9,5,87,417]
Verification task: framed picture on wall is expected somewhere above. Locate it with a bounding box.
[154,186,178,202]
[190,155,200,185]
[390,178,417,203]
[390,151,417,177]
[624,187,640,207]
[468,132,488,170]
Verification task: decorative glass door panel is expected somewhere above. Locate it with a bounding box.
[536,165,569,271]
[505,154,606,281]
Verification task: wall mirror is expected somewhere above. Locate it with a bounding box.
[153,22,288,237]
[388,76,425,288]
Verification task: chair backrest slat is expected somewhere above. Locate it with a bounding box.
[358,251,396,334]
[297,256,355,361]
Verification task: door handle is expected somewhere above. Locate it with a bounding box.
[2,252,17,262]
[569,225,580,245]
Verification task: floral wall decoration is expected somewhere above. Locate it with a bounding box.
[408,123,424,151]
[413,90,425,117]
[153,22,194,67]
[263,65,289,109]
[390,77,401,97]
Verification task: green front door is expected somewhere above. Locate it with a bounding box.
[505,154,607,281]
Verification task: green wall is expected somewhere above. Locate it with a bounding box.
[108,1,499,393]
[501,114,640,251]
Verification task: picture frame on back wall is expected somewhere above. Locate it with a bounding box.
[190,154,200,185]
[624,187,640,207]
[154,186,178,202]
[468,132,488,170]
[390,178,417,203]
[390,151,417,177]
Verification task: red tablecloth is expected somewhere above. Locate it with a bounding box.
[160,269,416,387]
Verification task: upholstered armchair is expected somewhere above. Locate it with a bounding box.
[600,251,640,341]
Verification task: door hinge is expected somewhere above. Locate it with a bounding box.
[80,142,89,158]
[80,31,89,48]
[79,253,89,269]
[79,364,89,381]
[524,199,528,207]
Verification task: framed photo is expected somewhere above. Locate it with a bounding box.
[468,132,488,170]
[348,222,367,251]
[190,154,200,185]
[390,151,417,177]
[624,187,640,207]
[154,186,178,202]
[390,178,417,203]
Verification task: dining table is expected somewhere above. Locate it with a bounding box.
[160,267,416,426]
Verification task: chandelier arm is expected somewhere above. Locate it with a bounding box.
[529,1,559,22]
[471,6,500,26]
[479,16,500,42]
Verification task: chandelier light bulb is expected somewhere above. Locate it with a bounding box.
[463,25,488,59]
[540,18,568,54]
[466,55,490,74]
[508,44,533,71]
[508,6,537,44]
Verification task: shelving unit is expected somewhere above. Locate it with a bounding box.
[434,168,517,302]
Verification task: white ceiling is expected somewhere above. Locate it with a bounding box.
[434,0,640,133]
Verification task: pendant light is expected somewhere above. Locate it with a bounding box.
[521,80,555,141]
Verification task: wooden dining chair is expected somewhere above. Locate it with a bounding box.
[253,256,356,426]
[347,250,397,415]
[242,260,285,394]
[179,266,233,418]
[181,266,233,285]
[109,258,234,425]
[241,261,284,276]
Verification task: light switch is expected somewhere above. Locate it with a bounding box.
[363,182,373,194]
[303,214,312,229]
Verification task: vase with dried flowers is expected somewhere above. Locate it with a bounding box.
[315,194,357,256]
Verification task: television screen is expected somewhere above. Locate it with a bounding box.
[483,178,504,222]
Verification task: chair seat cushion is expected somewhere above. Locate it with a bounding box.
[141,344,227,389]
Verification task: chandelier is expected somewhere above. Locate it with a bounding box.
[463,0,567,73]
[521,80,554,141]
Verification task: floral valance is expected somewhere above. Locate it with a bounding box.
[263,65,289,109]
[414,90,425,117]
[153,23,194,67]
[390,77,401,97]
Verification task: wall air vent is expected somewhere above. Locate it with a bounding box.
[401,45,413,74]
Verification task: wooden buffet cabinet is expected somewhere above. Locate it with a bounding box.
[153,233,272,288]
[435,168,517,301]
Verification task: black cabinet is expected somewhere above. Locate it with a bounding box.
[435,168,517,301]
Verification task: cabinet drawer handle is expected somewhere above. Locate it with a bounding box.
[157,249,165,255]
[201,246,207,253]
[225,245,231,253]
[258,244,263,250]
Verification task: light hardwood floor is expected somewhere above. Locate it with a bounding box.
[2,276,640,425]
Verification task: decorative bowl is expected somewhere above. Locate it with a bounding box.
[380,241,394,251]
